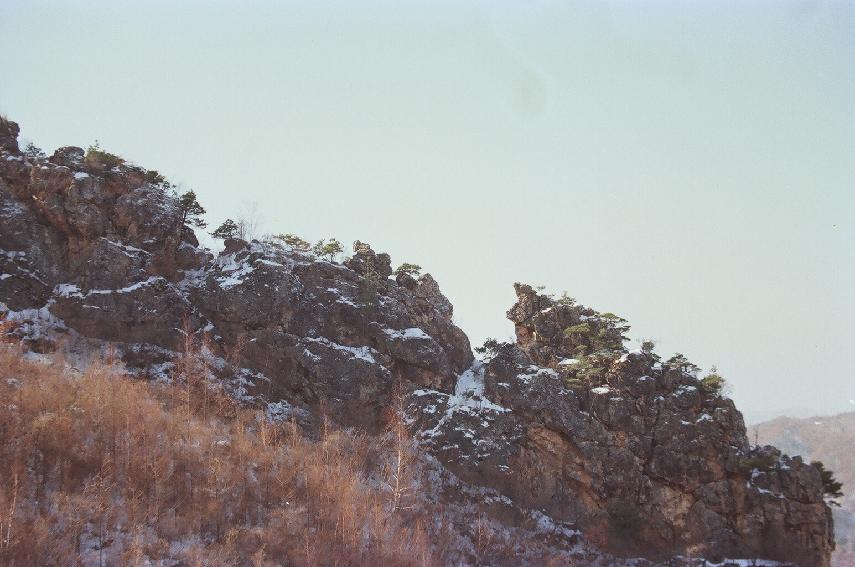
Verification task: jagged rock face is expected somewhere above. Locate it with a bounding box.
[0,116,472,432]
[184,241,472,429]
[344,239,393,278]
[412,284,834,566]
[0,116,833,565]
[0,118,19,152]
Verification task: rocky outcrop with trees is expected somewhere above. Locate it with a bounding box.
[0,116,836,565]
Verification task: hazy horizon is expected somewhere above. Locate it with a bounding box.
[2,0,853,423]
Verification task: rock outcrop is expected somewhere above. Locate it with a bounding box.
[412,284,833,564]
[0,116,471,433]
[755,411,855,567]
[0,116,834,565]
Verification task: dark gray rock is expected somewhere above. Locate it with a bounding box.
[0,116,834,567]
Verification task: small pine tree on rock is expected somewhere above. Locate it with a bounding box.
[564,322,590,338]
[23,142,46,160]
[812,461,844,505]
[210,219,239,240]
[555,292,576,307]
[700,365,726,395]
[357,269,382,307]
[312,238,344,262]
[277,233,311,251]
[639,339,661,362]
[474,338,502,358]
[178,190,207,229]
[665,353,700,376]
[593,312,630,352]
[394,263,422,278]
[84,140,124,170]
[144,169,170,188]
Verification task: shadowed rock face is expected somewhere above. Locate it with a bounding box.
[0,116,834,565]
[409,283,834,565]
[0,116,472,433]
[754,411,855,567]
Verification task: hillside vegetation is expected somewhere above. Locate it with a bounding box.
[0,343,435,566]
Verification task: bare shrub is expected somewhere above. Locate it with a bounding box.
[0,343,438,566]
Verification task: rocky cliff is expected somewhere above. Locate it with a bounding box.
[755,412,855,567]
[0,116,835,566]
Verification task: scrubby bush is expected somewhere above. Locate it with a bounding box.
[563,322,590,338]
[563,377,586,390]
[357,269,382,307]
[699,366,726,395]
[85,140,125,171]
[738,452,780,474]
[573,355,605,383]
[0,343,437,566]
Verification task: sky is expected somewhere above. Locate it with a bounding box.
[1,0,853,423]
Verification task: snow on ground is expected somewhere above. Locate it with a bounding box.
[516,364,559,384]
[54,278,165,298]
[419,362,510,441]
[54,283,84,298]
[214,253,255,289]
[2,300,63,326]
[101,237,150,256]
[384,326,431,340]
[303,336,377,364]
[87,276,163,295]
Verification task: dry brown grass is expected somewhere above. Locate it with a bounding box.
[0,343,436,566]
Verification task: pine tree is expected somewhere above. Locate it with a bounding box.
[277,233,311,251]
[178,190,207,228]
[144,169,170,188]
[812,461,844,504]
[700,365,726,395]
[312,238,344,262]
[563,322,590,338]
[555,292,576,307]
[473,338,501,358]
[640,339,661,362]
[23,142,46,160]
[210,219,239,240]
[594,312,630,352]
[394,263,422,278]
[357,269,382,307]
[665,353,700,376]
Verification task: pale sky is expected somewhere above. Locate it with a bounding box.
[2,0,853,423]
